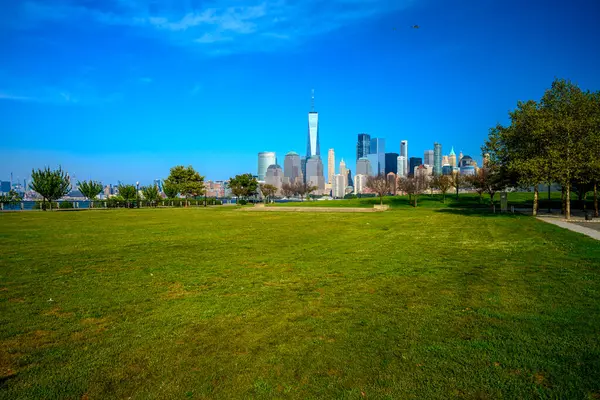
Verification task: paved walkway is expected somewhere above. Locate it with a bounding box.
[537,217,600,241]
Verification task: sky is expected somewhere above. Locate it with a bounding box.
[1,0,600,185]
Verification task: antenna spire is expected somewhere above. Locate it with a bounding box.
[311,89,315,112]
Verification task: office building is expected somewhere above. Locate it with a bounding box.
[284,151,302,183]
[424,150,434,166]
[369,138,385,175]
[433,142,442,176]
[356,133,371,160]
[332,174,345,198]
[306,89,320,157]
[400,140,408,176]
[356,158,372,176]
[442,165,453,175]
[459,155,475,168]
[265,164,283,193]
[387,172,397,195]
[339,159,347,189]
[327,148,335,184]
[354,174,367,194]
[459,151,464,165]
[448,146,457,167]
[397,156,406,177]
[409,157,422,176]
[258,152,276,181]
[442,155,449,165]
[347,169,353,189]
[385,153,399,175]
[460,165,476,176]
[305,156,325,193]
[301,156,307,183]
[0,181,10,194]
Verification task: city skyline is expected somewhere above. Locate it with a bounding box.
[2,0,600,184]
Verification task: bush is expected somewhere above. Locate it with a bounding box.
[59,201,74,209]
[238,199,248,205]
[344,194,357,199]
[33,201,59,210]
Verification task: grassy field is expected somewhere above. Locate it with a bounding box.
[270,191,588,209]
[1,207,600,399]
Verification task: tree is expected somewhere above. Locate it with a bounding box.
[117,184,137,208]
[293,181,317,201]
[430,175,452,203]
[541,79,591,219]
[366,174,391,205]
[78,180,103,208]
[466,169,486,204]
[163,180,179,199]
[449,172,465,200]
[30,166,71,211]
[142,185,161,206]
[260,184,278,203]
[281,182,295,198]
[0,189,22,206]
[398,175,427,207]
[229,173,259,203]
[165,165,205,206]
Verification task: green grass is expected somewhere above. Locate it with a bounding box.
[1,207,600,399]
[271,191,574,209]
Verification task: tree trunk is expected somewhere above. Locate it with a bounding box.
[578,191,585,211]
[456,185,459,199]
[595,183,599,218]
[533,186,539,216]
[561,187,566,215]
[565,183,571,220]
[414,195,418,207]
[380,195,383,205]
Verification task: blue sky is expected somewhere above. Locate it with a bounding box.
[1,0,599,184]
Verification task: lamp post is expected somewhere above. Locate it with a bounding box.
[136,181,140,208]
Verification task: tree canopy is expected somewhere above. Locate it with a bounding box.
[78,180,103,203]
[165,166,205,203]
[229,173,259,201]
[30,166,71,210]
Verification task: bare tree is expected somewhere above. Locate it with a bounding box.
[449,172,465,200]
[281,182,295,198]
[260,184,278,203]
[366,174,391,205]
[398,175,428,207]
[293,181,317,201]
[430,175,453,203]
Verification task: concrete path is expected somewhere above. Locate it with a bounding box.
[537,217,600,241]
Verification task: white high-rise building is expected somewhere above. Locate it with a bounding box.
[332,174,345,198]
[327,148,335,184]
[257,152,276,181]
[265,165,284,194]
[307,89,320,157]
[339,159,347,189]
[356,158,372,176]
[354,174,367,194]
[397,156,406,177]
[400,140,408,176]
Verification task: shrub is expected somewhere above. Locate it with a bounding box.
[59,201,74,209]
[238,199,248,205]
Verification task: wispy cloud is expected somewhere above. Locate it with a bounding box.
[9,0,413,55]
[0,87,121,105]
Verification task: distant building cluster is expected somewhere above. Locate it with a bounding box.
[255,90,481,198]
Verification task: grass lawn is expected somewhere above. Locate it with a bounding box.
[270,191,585,209]
[1,208,600,399]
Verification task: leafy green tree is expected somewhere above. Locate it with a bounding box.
[0,189,22,206]
[30,166,71,211]
[229,173,259,203]
[163,180,179,199]
[260,184,278,203]
[165,165,205,206]
[449,171,465,200]
[142,185,161,205]
[541,79,591,219]
[117,184,137,208]
[78,180,103,208]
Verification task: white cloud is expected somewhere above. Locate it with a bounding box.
[12,0,414,55]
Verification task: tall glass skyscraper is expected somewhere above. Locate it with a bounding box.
[257,152,276,181]
[369,138,385,175]
[306,90,320,157]
[409,157,422,176]
[424,150,434,166]
[433,142,442,176]
[385,153,399,174]
[356,133,371,160]
[400,140,408,176]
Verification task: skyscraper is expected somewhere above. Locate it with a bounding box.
[442,155,449,165]
[369,138,385,175]
[433,142,442,176]
[301,156,307,183]
[265,164,284,193]
[332,174,345,198]
[356,158,372,176]
[424,150,434,166]
[257,152,276,181]
[385,153,399,174]
[448,146,457,167]
[284,151,302,183]
[327,148,335,184]
[305,156,324,193]
[409,157,422,176]
[339,159,347,189]
[306,89,320,157]
[354,174,367,194]
[356,133,371,160]
[397,156,406,177]
[400,140,408,176]
[347,169,353,188]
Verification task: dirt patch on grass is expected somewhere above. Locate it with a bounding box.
[161,282,191,299]
[43,307,74,318]
[8,298,25,303]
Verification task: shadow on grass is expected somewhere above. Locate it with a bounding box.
[434,208,524,218]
